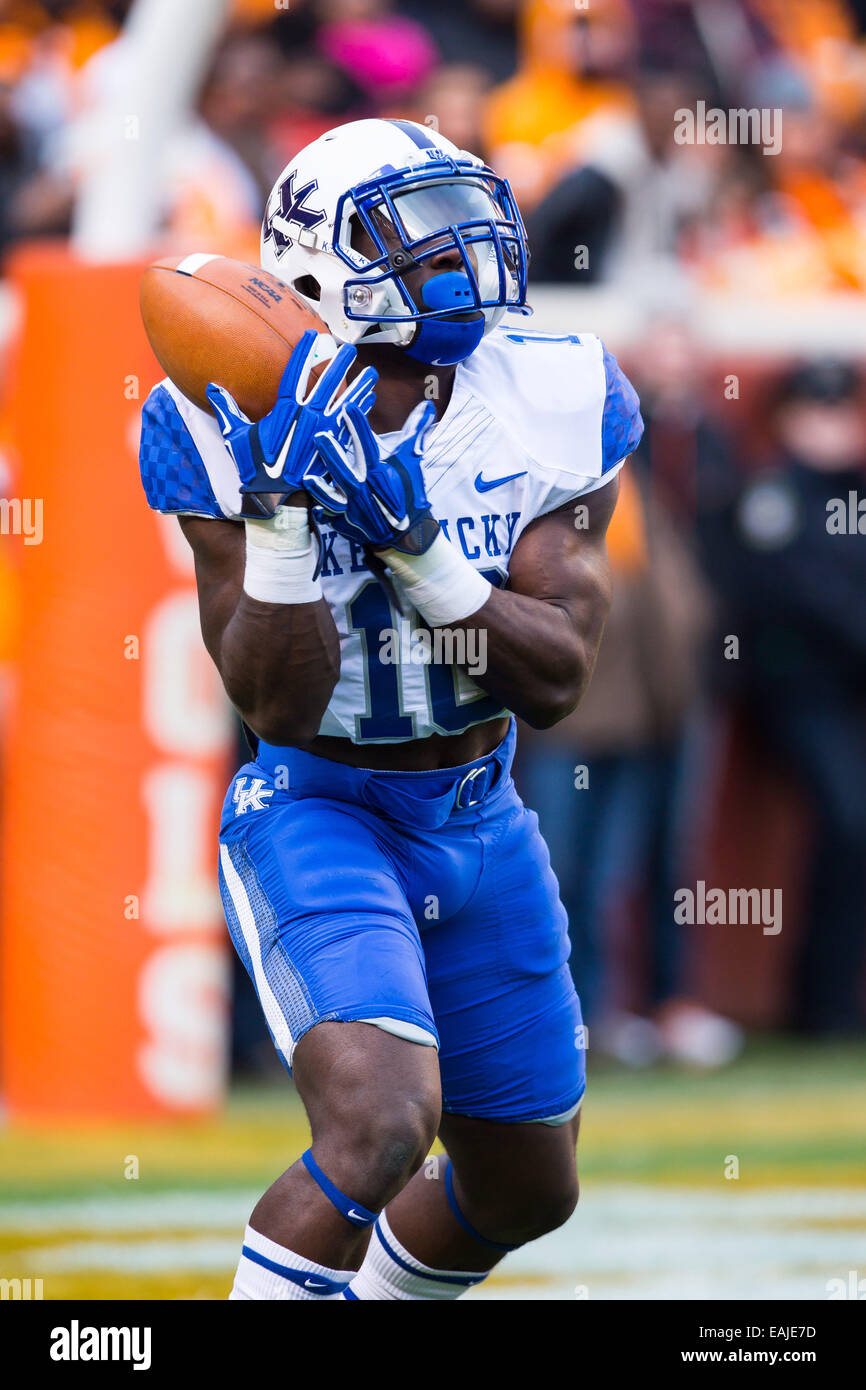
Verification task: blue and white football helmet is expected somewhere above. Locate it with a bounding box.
[259,118,530,367]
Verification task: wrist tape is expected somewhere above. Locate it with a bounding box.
[243,506,322,605]
[379,530,492,627]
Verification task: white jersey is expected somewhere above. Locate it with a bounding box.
[139,325,643,744]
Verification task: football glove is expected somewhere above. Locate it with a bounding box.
[306,400,438,554]
[206,330,378,517]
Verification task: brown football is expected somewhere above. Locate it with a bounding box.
[139,253,334,420]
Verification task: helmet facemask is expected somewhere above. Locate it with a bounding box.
[333,160,529,365]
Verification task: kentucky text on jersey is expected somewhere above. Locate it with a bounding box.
[314,512,521,575]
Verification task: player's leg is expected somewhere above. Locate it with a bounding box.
[345,775,586,1299]
[237,1020,441,1293]
[219,771,442,1299]
[248,1020,441,1264]
[757,694,866,1032]
[349,1109,580,1298]
[345,970,583,1300]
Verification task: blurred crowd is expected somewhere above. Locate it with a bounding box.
[3,0,866,285]
[0,0,865,1067]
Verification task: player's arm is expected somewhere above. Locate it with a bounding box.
[179,508,340,747]
[307,396,624,729]
[456,344,639,724]
[450,476,619,727]
[164,335,379,746]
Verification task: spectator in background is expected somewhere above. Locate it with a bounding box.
[197,29,289,201]
[527,65,730,286]
[267,0,439,162]
[401,63,493,160]
[5,18,286,256]
[159,26,289,253]
[484,0,638,211]
[752,0,866,125]
[699,360,866,1035]
[269,10,365,162]
[268,51,365,163]
[630,311,737,534]
[688,65,866,297]
[515,463,743,1068]
[315,0,438,105]
[398,0,519,84]
[0,0,129,244]
[627,0,779,94]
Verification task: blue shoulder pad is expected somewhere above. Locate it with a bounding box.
[139,383,222,517]
[601,349,644,473]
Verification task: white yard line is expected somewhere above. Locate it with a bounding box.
[3,1185,864,1299]
[22,1237,240,1274]
[0,1191,260,1232]
[3,1184,865,1233]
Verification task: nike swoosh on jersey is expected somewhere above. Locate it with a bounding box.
[474,470,527,492]
[347,1209,367,1223]
[304,1279,328,1290]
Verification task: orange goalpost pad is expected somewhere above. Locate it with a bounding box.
[0,244,234,1121]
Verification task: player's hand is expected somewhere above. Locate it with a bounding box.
[306,401,438,554]
[206,330,378,516]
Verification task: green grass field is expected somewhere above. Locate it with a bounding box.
[1,1039,864,1300]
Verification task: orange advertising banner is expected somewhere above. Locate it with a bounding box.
[0,244,234,1120]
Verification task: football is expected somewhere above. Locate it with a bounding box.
[139,253,336,420]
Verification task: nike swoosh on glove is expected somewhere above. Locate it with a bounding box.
[306,400,438,555]
[206,330,378,517]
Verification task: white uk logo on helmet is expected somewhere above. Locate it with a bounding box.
[263,171,326,256]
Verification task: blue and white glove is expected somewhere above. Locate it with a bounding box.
[310,400,493,626]
[307,400,439,555]
[206,330,378,517]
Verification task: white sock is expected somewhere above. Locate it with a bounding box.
[344,1212,488,1300]
[230,1224,355,1300]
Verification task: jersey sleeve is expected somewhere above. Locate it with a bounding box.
[600,346,643,473]
[462,327,643,517]
[139,379,243,519]
[535,341,644,517]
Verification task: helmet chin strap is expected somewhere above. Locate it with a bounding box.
[402,271,486,367]
[404,316,486,367]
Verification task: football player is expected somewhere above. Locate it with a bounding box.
[139,118,643,1300]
